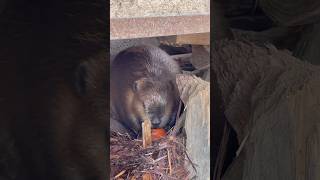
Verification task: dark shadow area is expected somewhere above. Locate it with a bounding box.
[0,0,108,179]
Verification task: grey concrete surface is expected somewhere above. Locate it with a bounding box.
[110,0,210,19]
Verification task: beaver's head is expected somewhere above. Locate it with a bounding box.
[125,76,179,132]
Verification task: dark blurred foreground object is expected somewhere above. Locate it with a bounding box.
[213,1,320,179]
[212,39,320,180]
[216,0,320,65]
[0,0,108,179]
[260,0,320,26]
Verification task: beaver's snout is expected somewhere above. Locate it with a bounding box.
[147,104,165,128]
[151,118,161,128]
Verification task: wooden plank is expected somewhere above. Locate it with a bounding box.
[176,33,210,45]
[159,33,210,46]
[110,15,210,40]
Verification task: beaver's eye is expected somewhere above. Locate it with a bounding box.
[133,79,145,92]
[133,81,139,92]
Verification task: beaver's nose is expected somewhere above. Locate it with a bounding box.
[151,118,161,127]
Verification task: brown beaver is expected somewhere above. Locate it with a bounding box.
[110,45,181,137]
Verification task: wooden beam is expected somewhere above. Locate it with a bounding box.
[110,15,210,40]
[176,33,210,45]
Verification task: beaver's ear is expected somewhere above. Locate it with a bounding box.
[73,61,88,96]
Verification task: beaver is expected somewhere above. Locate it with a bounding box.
[110,45,181,138]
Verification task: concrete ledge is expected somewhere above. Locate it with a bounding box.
[110,15,210,40]
[110,0,210,19]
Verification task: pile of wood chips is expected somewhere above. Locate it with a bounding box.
[110,131,195,180]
